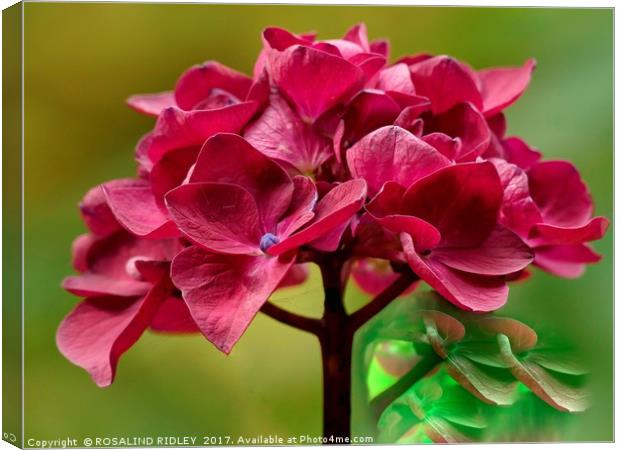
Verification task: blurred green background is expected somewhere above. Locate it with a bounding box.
[20,4,612,444]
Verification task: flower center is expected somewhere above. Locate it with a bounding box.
[125,256,146,280]
[259,233,280,252]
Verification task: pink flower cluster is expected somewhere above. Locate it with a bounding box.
[59,24,608,386]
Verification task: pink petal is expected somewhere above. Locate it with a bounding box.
[409,55,483,114]
[376,63,416,95]
[479,59,536,117]
[528,160,594,228]
[244,94,332,173]
[104,181,178,239]
[263,27,314,51]
[147,103,259,163]
[170,247,294,353]
[534,244,602,279]
[127,91,176,117]
[432,225,533,275]
[422,102,491,161]
[343,23,370,51]
[79,180,132,236]
[421,132,461,160]
[56,282,166,387]
[150,146,200,207]
[150,296,199,333]
[71,234,96,272]
[190,133,294,230]
[402,161,503,248]
[348,52,386,79]
[277,263,310,288]
[268,45,365,121]
[491,158,542,237]
[370,39,389,58]
[165,182,263,255]
[401,233,508,312]
[352,258,418,296]
[502,137,541,170]
[276,176,318,238]
[174,61,253,111]
[347,125,450,196]
[528,217,609,246]
[63,274,151,298]
[268,179,367,255]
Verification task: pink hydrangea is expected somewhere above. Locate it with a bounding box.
[60,23,608,384]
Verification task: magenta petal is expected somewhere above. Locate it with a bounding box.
[276,176,318,238]
[150,296,199,333]
[423,102,491,161]
[71,234,96,272]
[343,23,370,51]
[347,126,450,196]
[277,263,310,288]
[529,217,609,246]
[190,133,294,230]
[165,182,263,255]
[352,258,418,296]
[370,39,389,58]
[401,234,508,312]
[479,59,536,117]
[402,162,503,248]
[534,244,601,278]
[268,45,365,121]
[150,146,200,207]
[56,282,166,387]
[79,180,133,236]
[409,55,483,114]
[528,160,594,228]
[421,132,461,160]
[171,247,294,353]
[268,179,367,255]
[263,27,314,51]
[349,53,386,79]
[174,61,253,110]
[502,137,541,170]
[376,63,416,95]
[63,274,151,298]
[432,225,533,275]
[147,103,259,163]
[127,91,176,117]
[104,181,178,239]
[244,95,332,173]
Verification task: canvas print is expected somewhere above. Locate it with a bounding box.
[2,2,613,447]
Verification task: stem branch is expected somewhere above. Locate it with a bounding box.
[260,301,322,335]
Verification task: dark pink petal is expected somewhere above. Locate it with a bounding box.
[347,126,450,196]
[352,214,403,260]
[528,161,594,228]
[268,45,365,121]
[277,263,310,288]
[528,217,609,246]
[423,102,491,161]
[343,23,370,51]
[376,63,416,95]
[308,219,351,252]
[127,91,176,117]
[502,137,541,170]
[174,62,253,110]
[150,296,199,333]
[402,162,503,248]
[165,182,263,255]
[190,133,294,230]
[337,90,402,155]
[534,244,602,279]
[104,181,178,239]
[393,102,431,132]
[276,176,317,238]
[479,59,536,117]
[150,146,200,207]
[263,27,314,51]
[401,234,508,312]
[409,56,483,114]
[421,133,461,160]
[487,113,507,138]
[244,95,332,173]
[370,39,389,58]
[349,52,386,79]
[79,180,131,236]
[491,158,542,237]
[56,282,166,387]
[71,234,96,272]
[432,225,533,275]
[147,103,259,163]
[63,274,151,298]
[268,179,367,255]
[352,258,418,296]
[171,247,294,353]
